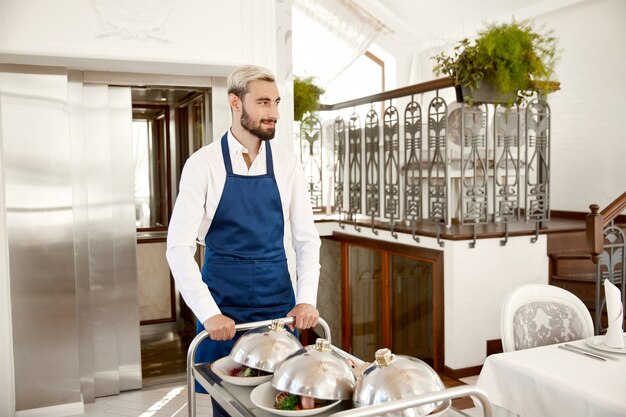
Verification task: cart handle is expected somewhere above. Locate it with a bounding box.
[187,316,331,417]
[328,385,493,417]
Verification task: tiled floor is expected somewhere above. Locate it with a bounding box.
[140,321,196,380]
[77,382,212,417]
[73,375,481,417]
[459,375,479,385]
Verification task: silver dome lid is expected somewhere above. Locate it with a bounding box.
[229,320,303,372]
[353,348,446,417]
[271,338,357,400]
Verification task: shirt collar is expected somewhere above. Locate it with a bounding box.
[227,129,265,156]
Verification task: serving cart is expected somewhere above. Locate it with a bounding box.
[186,317,503,417]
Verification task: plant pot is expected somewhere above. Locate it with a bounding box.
[456,83,517,105]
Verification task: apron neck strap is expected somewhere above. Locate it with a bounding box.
[220,133,233,175]
[265,140,274,176]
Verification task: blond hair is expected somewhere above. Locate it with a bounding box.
[227,65,276,98]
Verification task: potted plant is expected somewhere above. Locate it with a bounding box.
[432,20,559,105]
[293,75,325,121]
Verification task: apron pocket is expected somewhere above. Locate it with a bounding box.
[252,259,294,307]
[203,261,254,308]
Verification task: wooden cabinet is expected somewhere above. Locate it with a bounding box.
[335,233,444,371]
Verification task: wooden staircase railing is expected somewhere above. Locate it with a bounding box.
[586,191,626,263]
[585,191,626,334]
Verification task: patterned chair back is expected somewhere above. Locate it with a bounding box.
[501,284,595,352]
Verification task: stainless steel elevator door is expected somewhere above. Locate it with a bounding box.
[1,66,205,411]
[1,67,82,411]
[83,83,142,397]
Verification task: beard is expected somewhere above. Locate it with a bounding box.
[241,106,276,141]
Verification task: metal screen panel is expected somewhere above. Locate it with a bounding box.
[348,112,362,220]
[300,115,323,208]
[427,97,448,226]
[460,104,489,225]
[404,100,423,221]
[333,116,346,218]
[365,109,380,232]
[383,105,400,236]
[493,104,521,223]
[525,99,551,223]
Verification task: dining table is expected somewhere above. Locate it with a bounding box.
[475,334,626,417]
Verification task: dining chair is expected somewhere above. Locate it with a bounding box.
[501,283,594,352]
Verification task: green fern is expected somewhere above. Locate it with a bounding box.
[294,75,325,122]
[432,20,559,105]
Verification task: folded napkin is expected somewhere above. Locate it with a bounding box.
[604,279,625,348]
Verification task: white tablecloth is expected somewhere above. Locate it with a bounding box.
[476,339,626,417]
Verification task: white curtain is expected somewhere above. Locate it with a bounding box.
[293,0,387,86]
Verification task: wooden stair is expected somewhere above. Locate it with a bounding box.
[548,230,598,320]
[548,222,626,328]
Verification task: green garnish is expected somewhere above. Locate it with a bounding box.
[277,394,299,410]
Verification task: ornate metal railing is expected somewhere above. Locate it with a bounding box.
[298,77,554,247]
[586,192,626,333]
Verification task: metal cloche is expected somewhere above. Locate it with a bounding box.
[271,338,357,400]
[229,320,303,372]
[353,348,446,417]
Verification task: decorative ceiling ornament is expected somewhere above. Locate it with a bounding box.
[93,0,174,41]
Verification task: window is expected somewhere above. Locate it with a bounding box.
[322,50,385,104]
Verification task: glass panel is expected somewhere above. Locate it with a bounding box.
[131,88,209,230]
[132,108,169,229]
[132,119,153,228]
[391,256,433,365]
[191,96,205,152]
[349,245,382,360]
[175,93,206,173]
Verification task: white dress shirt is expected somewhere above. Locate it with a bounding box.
[166,130,321,324]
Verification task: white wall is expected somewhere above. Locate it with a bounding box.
[0,0,253,72]
[380,0,626,212]
[0,0,297,149]
[443,237,548,368]
[534,0,626,211]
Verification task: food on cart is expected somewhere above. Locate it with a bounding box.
[274,391,329,410]
[211,356,272,386]
[228,364,270,378]
[251,382,342,416]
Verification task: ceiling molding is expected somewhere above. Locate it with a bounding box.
[352,0,423,41]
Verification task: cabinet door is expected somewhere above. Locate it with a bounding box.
[391,256,434,366]
[337,233,443,371]
[349,245,382,360]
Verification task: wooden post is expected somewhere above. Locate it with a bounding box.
[586,204,603,264]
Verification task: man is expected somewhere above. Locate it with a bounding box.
[166,65,321,403]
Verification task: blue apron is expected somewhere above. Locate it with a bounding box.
[195,133,295,394]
